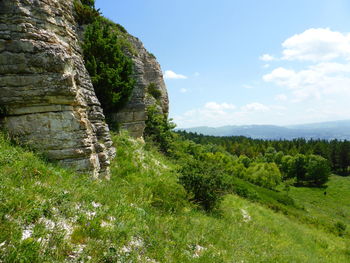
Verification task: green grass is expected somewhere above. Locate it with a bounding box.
[0,132,349,262]
[289,175,350,236]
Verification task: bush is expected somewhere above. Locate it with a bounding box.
[144,106,175,154]
[246,162,282,189]
[179,157,230,211]
[334,221,347,236]
[82,17,135,117]
[147,83,162,100]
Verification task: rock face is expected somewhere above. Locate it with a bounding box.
[112,35,169,138]
[0,0,115,177]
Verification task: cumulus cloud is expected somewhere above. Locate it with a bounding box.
[264,62,350,102]
[275,94,288,102]
[204,102,236,111]
[241,103,270,112]
[172,102,283,128]
[260,54,276,61]
[282,28,350,61]
[164,70,187,79]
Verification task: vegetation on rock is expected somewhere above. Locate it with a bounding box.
[75,1,135,124]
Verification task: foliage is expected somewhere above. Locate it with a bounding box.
[144,106,175,154]
[147,83,162,100]
[82,17,135,117]
[246,162,282,189]
[177,131,350,176]
[304,155,331,186]
[74,0,100,25]
[179,157,230,211]
[0,132,349,262]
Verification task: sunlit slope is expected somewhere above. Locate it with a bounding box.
[0,133,349,262]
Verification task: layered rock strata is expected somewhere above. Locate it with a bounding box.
[0,0,115,177]
[112,35,169,138]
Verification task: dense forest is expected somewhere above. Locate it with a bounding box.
[177,131,350,177]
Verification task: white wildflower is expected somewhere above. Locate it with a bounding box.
[38,217,55,231]
[129,237,143,248]
[108,216,116,222]
[0,241,6,248]
[241,209,251,222]
[68,244,86,260]
[57,218,73,239]
[192,244,207,258]
[91,201,102,208]
[21,225,34,240]
[120,245,132,254]
[101,221,113,228]
[75,203,82,210]
[119,237,144,255]
[86,211,96,219]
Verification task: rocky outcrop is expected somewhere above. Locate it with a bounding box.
[112,35,169,138]
[0,0,115,178]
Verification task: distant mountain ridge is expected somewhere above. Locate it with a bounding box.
[179,120,350,140]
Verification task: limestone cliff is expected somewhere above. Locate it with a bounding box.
[0,0,115,177]
[111,35,169,138]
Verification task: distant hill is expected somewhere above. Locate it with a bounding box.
[179,120,350,140]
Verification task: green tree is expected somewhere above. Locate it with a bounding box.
[82,17,135,120]
[304,155,330,186]
[246,162,282,189]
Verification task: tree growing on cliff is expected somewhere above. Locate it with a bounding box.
[82,17,135,118]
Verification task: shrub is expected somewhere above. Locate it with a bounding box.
[147,83,162,100]
[246,162,282,189]
[82,17,135,117]
[179,157,230,211]
[238,155,251,168]
[144,106,175,154]
[334,221,347,236]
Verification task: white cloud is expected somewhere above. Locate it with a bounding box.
[241,103,270,112]
[204,102,236,111]
[180,88,188,93]
[260,54,276,61]
[164,70,187,80]
[172,102,282,128]
[282,28,350,62]
[275,94,288,101]
[264,62,350,102]
[242,84,254,89]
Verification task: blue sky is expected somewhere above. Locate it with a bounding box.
[96,0,350,128]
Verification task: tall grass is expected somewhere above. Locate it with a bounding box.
[0,132,349,262]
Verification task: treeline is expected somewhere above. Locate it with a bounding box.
[143,112,332,211]
[177,131,350,176]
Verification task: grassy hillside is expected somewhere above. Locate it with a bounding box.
[0,133,349,262]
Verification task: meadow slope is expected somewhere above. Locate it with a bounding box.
[0,133,349,262]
